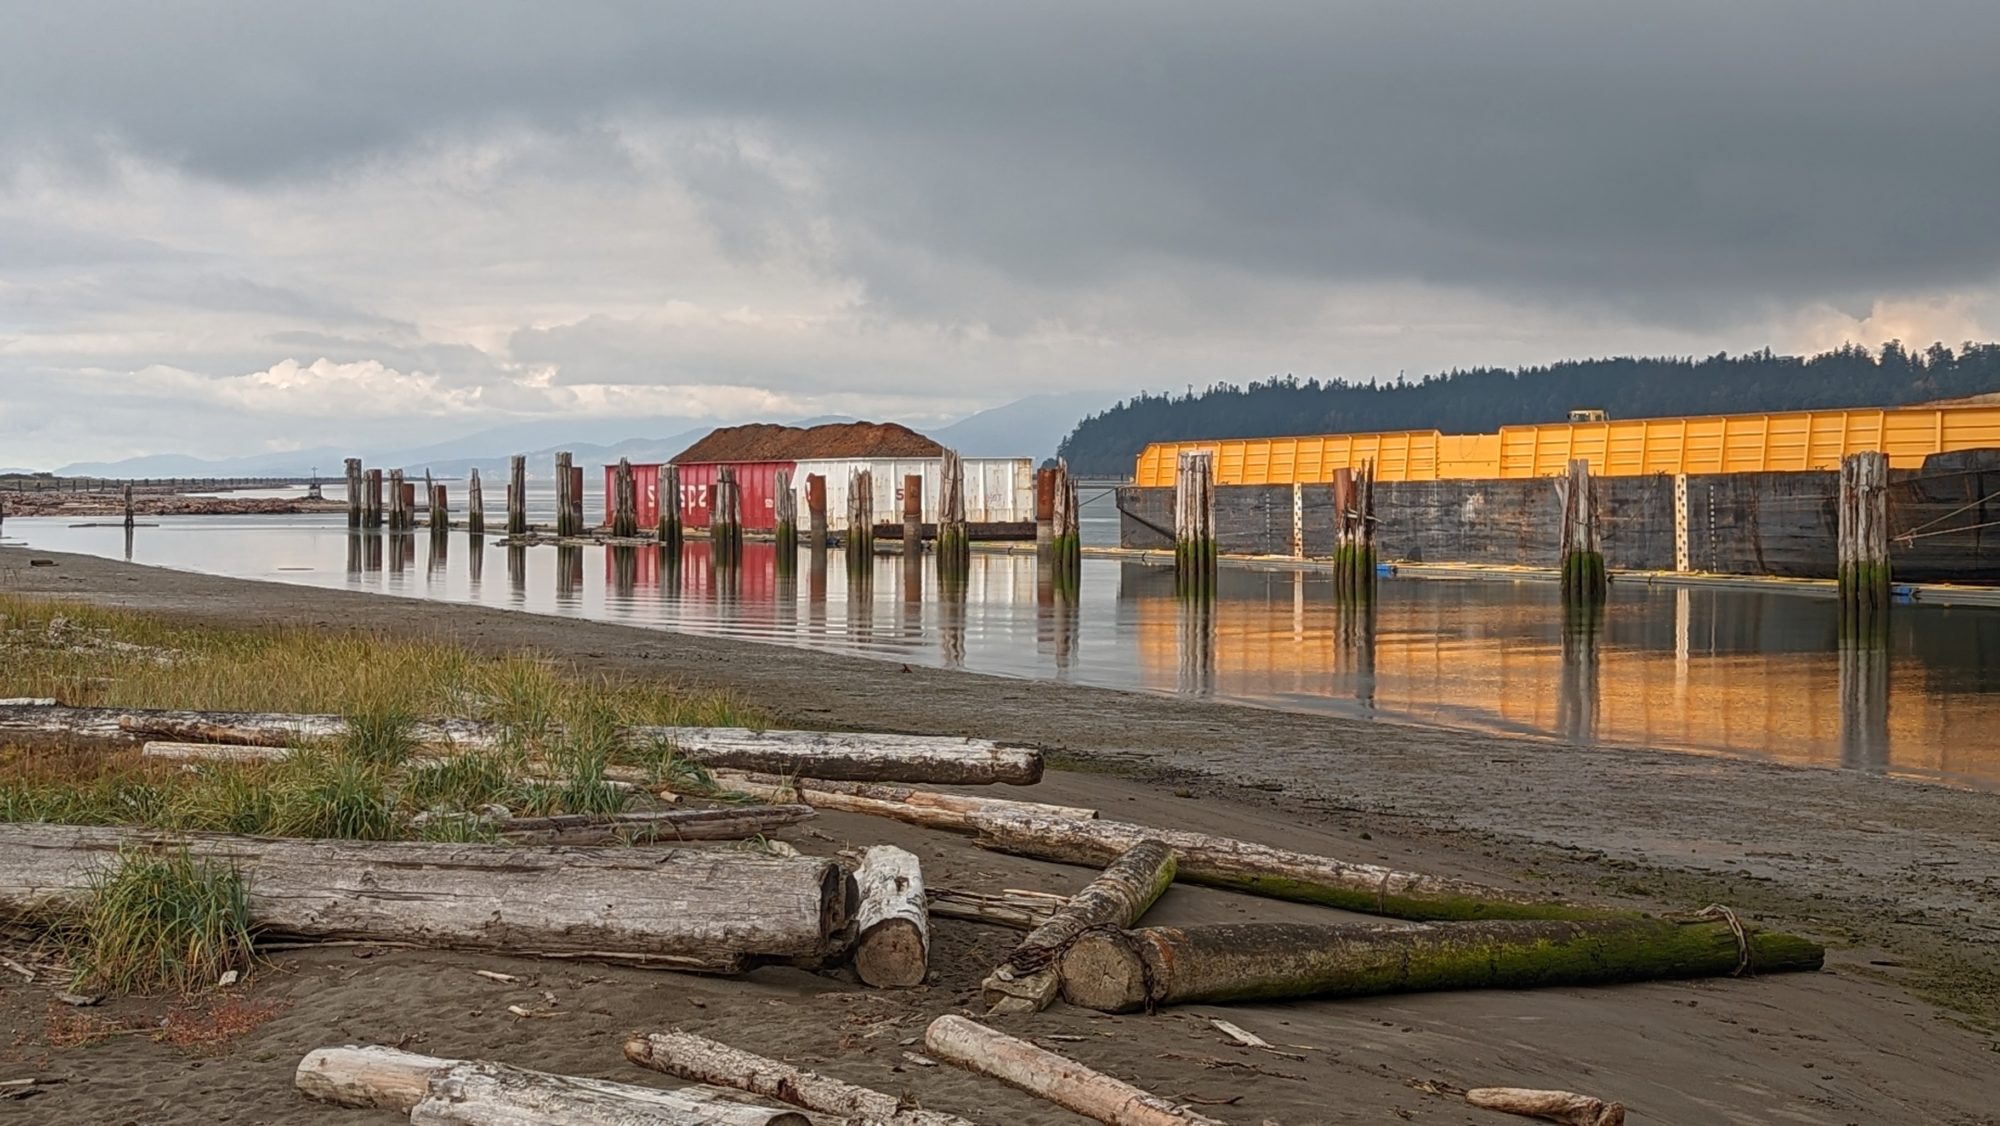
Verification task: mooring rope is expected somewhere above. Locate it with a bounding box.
[1693,904,1752,976]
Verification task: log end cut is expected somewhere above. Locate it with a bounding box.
[1056,929,1153,1014]
[854,917,928,989]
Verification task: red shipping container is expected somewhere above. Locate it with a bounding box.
[601,463,664,528]
[670,460,795,531]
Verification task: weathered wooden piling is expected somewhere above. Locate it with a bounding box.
[774,469,798,566]
[659,463,683,552]
[1558,458,1607,608]
[506,455,527,536]
[467,469,484,536]
[428,484,449,533]
[938,449,971,585]
[848,468,875,578]
[806,473,828,551]
[1333,460,1377,602]
[387,469,409,531]
[1034,467,1056,555]
[1838,451,1891,645]
[611,458,638,539]
[569,464,585,538]
[364,469,382,529]
[1045,459,1081,595]
[553,452,576,537]
[122,484,135,531]
[713,468,744,566]
[345,458,363,529]
[903,473,924,557]
[423,469,435,526]
[1174,451,1216,599]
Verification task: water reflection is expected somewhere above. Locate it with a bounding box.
[1558,604,1602,745]
[467,537,483,587]
[15,510,2000,788]
[1840,645,1890,773]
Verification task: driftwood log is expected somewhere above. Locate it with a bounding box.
[625,1029,974,1126]
[927,888,1069,930]
[0,824,847,970]
[491,805,815,846]
[710,771,1094,831]
[1466,1087,1626,1126]
[969,812,1593,921]
[851,846,929,988]
[923,1015,1222,1126]
[296,1046,810,1125]
[982,840,1175,1015]
[0,705,1045,785]
[1058,918,1826,1012]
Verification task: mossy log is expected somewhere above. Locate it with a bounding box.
[625,1029,975,1126]
[297,1045,810,1124]
[968,812,1595,921]
[924,1015,1222,1126]
[0,705,1043,786]
[0,823,848,970]
[982,840,1175,1015]
[1058,918,1825,1012]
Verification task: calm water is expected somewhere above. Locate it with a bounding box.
[5,491,1997,789]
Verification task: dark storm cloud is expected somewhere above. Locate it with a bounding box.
[7,2,2000,317]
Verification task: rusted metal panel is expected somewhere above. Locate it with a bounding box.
[670,461,795,530]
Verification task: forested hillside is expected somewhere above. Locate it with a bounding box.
[1058,342,2000,476]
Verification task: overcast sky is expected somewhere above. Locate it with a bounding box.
[6,2,2000,466]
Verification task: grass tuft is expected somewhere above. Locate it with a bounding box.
[65,849,255,996]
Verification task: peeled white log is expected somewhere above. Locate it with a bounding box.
[968,812,1591,921]
[1466,1087,1627,1126]
[625,1029,974,1126]
[711,771,1093,831]
[0,698,56,707]
[141,740,293,763]
[414,1061,813,1125]
[982,840,1175,1014]
[926,888,1069,930]
[296,1046,809,1125]
[298,1044,452,1110]
[0,704,1042,785]
[851,846,928,988]
[922,1016,1222,1126]
[0,823,845,969]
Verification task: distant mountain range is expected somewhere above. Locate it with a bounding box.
[50,390,1126,478]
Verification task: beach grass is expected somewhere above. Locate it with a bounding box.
[61,848,255,996]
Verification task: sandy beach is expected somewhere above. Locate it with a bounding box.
[1,544,1996,1124]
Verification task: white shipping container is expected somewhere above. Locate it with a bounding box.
[791,457,1035,531]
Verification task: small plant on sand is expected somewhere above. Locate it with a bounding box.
[65,849,255,996]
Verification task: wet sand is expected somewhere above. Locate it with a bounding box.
[2,545,1997,1123]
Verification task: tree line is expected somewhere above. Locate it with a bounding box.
[1056,342,2000,476]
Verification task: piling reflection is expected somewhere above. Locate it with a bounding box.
[123,524,134,562]
[346,533,361,576]
[506,546,526,602]
[939,570,967,670]
[1839,644,1891,773]
[807,547,828,636]
[1337,596,1377,711]
[467,536,483,587]
[1558,603,1603,744]
[608,546,638,603]
[899,554,925,645]
[555,545,583,604]
[426,530,447,578]
[1178,597,1215,697]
